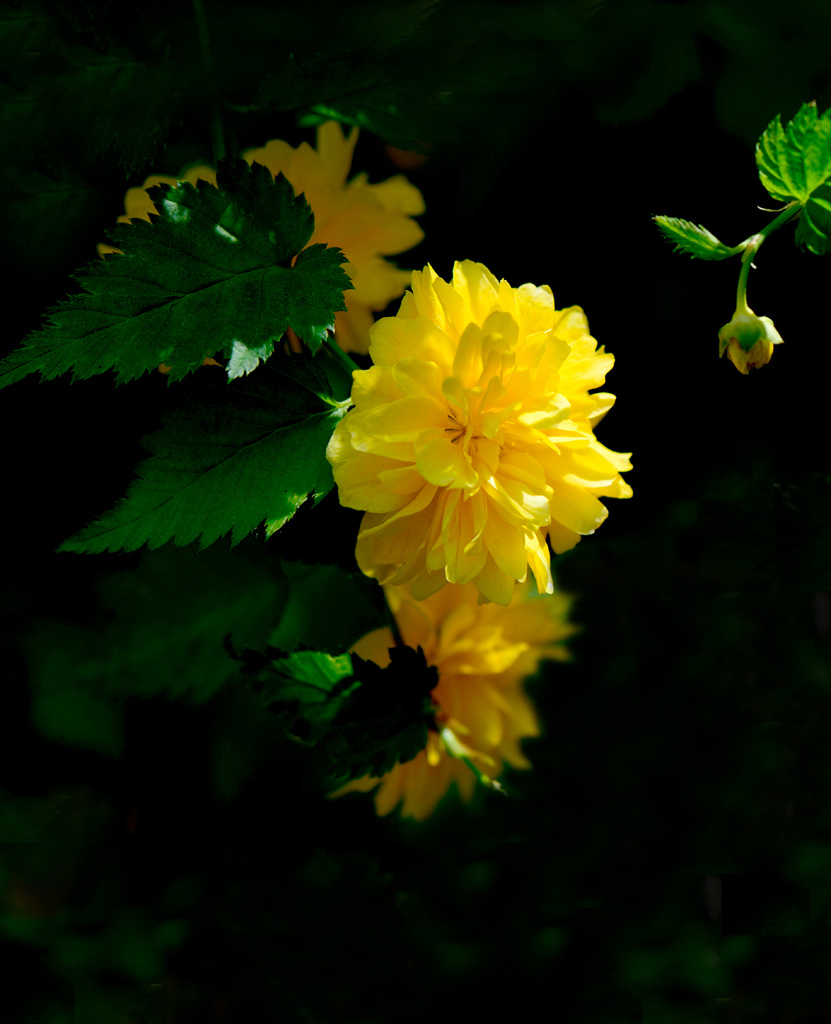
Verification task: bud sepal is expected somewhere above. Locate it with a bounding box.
[718,306,783,375]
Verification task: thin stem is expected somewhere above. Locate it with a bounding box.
[324,335,360,376]
[192,0,226,164]
[735,201,801,312]
[439,727,506,794]
[735,236,760,314]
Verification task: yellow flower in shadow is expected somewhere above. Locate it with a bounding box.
[97,121,425,354]
[327,260,632,604]
[330,578,577,820]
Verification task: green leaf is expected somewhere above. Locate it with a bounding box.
[795,181,831,254]
[59,349,350,553]
[0,160,352,389]
[325,647,439,781]
[756,100,831,203]
[269,560,387,653]
[249,645,438,783]
[653,216,741,260]
[24,546,286,706]
[5,169,100,276]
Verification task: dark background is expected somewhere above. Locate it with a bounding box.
[3,0,831,1021]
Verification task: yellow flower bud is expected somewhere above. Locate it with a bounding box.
[718,308,783,375]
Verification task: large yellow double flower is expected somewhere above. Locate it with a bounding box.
[327,260,632,605]
[332,577,576,820]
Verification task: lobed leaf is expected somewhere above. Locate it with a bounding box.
[59,350,350,554]
[248,644,438,784]
[0,161,352,389]
[653,216,741,260]
[756,100,831,204]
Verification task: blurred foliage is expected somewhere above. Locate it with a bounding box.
[5,0,831,1022]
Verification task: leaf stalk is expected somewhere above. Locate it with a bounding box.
[735,202,801,312]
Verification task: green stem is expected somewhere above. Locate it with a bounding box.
[324,335,360,377]
[735,202,801,312]
[439,727,506,794]
[192,0,226,164]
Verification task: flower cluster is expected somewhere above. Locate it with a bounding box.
[98,121,425,353]
[331,578,576,820]
[327,260,632,605]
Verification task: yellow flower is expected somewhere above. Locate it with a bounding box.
[330,577,577,820]
[326,260,632,605]
[718,307,783,374]
[97,121,425,354]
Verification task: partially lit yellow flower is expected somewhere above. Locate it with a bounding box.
[97,121,425,353]
[326,260,632,605]
[330,577,577,820]
[718,307,783,374]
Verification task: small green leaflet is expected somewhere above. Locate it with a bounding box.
[653,216,741,260]
[0,160,352,389]
[59,349,350,554]
[247,645,438,784]
[756,101,831,205]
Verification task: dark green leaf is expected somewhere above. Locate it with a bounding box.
[794,181,831,254]
[0,3,177,175]
[325,647,439,781]
[653,216,741,260]
[24,546,286,706]
[59,349,350,553]
[5,169,100,276]
[268,561,387,654]
[756,100,831,204]
[248,644,438,783]
[0,161,352,389]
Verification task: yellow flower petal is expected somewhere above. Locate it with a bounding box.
[548,481,609,535]
[331,451,414,513]
[452,260,500,323]
[361,396,448,442]
[362,174,426,216]
[415,436,479,490]
[316,120,359,185]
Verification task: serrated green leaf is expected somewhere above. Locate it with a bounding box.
[59,350,350,554]
[248,645,438,783]
[250,649,359,744]
[795,181,831,254]
[756,100,831,203]
[266,650,356,700]
[653,216,741,260]
[324,647,438,781]
[24,547,286,705]
[0,161,352,389]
